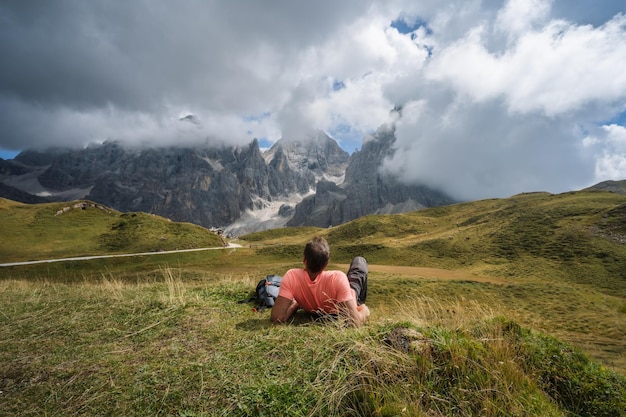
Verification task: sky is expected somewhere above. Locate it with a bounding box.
[1,0,626,200]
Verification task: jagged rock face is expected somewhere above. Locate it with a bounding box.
[13,149,66,167]
[0,128,455,232]
[34,143,127,191]
[287,126,456,227]
[0,137,332,229]
[0,158,30,176]
[264,130,350,182]
[66,140,320,227]
[286,180,348,227]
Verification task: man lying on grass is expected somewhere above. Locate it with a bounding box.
[270,236,370,327]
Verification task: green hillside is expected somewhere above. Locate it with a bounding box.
[1,190,625,416]
[245,190,626,295]
[242,190,626,372]
[0,198,224,262]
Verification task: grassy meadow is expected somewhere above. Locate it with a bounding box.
[1,192,625,416]
[0,199,224,262]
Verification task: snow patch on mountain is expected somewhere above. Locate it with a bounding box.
[224,190,314,236]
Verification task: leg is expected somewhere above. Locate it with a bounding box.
[347,256,368,305]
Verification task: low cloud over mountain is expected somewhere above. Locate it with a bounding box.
[0,129,454,235]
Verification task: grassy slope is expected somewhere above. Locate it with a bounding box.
[242,190,626,372]
[585,179,626,195]
[248,191,626,293]
[1,191,625,416]
[0,198,224,262]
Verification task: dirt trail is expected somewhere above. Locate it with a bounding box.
[0,245,241,267]
[336,264,507,285]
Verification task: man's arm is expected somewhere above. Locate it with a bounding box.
[270,295,299,324]
[338,299,370,327]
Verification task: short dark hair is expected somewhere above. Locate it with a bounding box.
[304,236,330,273]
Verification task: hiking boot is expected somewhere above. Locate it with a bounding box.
[347,256,368,305]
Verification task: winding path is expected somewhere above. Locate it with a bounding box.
[0,244,242,267]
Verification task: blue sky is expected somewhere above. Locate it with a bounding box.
[0,150,19,160]
[1,0,625,200]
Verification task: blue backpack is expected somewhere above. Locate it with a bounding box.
[240,275,282,311]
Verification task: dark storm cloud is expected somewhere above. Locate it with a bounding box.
[0,1,374,112]
[0,0,376,149]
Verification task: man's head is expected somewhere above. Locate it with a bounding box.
[303,236,330,273]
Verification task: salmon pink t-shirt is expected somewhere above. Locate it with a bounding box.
[278,269,354,314]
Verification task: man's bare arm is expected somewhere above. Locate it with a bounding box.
[270,295,299,324]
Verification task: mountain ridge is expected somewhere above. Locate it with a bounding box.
[0,130,455,234]
[288,124,456,227]
[585,179,626,195]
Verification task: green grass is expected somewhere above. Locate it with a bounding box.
[1,274,624,416]
[1,190,626,415]
[0,198,224,262]
[286,191,626,294]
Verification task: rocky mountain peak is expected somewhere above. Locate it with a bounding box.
[287,126,457,227]
[264,130,349,183]
[0,127,456,235]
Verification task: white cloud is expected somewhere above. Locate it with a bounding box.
[383,96,594,200]
[586,124,626,180]
[381,2,626,199]
[425,13,626,116]
[274,12,431,143]
[495,0,552,41]
[1,0,625,200]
